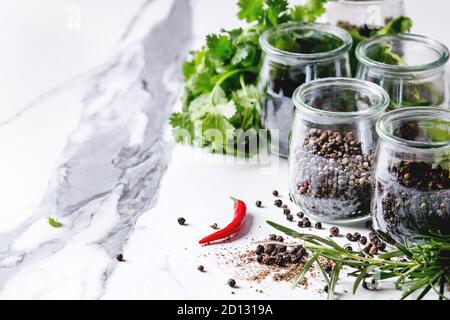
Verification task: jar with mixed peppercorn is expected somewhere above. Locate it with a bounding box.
[289,78,389,222]
[372,107,450,244]
[258,22,352,157]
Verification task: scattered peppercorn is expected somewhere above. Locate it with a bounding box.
[227,279,236,288]
[324,264,332,273]
[353,232,361,240]
[324,285,329,293]
[256,255,263,263]
[346,233,354,241]
[296,212,304,219]
[304,220,311,228]
[359,236,368,245]
[330,226,339,237]
[272,190,279,197]
[344,245,353,251]
[255,200,262,208]
[282,204,288,209]
[314,222,322,229]
[298,221,304,228]
[369,245,378,255]
[287,214,294,222]
[197,265,205,272]
[177,217,186,225]
[377,241,387,251]
[276,236,284,242]
[210,223,219,230]
[283,208,291,215]
[274,199,283,207]
[116,254,124,262]
[268,234,277,241]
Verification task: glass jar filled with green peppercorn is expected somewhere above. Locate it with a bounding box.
[373,107,450,244]
[289,78,389,222]
[259,22,352,158]
[356,34,450,110]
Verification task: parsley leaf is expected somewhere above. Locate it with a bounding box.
[48,217,63,228]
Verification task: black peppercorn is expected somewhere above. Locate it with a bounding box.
[177,217,186,225]
[353,232,361,240]
[296,212,304,219]
[255,200,262,208]
[377,242,387,251]
[359,236,368,245]
[272,190,279,197]
[256,255,263,263]
[283,208,291,215]
[116,254,124,262]
[268,234,277,241]
[346,233,354,241]
[274,199,283,207]
[324,264,332,273]
[227,279,236,288]
[314,222,322,229]
[344,245,353,251]
[330,226,339,237]
[276,236,284,242]
[298,221,304,228]
[197,265,205,272]
[282,204,288,209]
[287,214,294,221]
[304,220,311,228]
[255,245,264,255]
[324,285,329,293]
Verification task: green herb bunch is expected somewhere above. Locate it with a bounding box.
[170,0,328,157]
[268,221,450,300]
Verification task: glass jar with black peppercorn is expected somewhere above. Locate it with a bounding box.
[289,78,389,222]
[258,22,352,157]
[373,107,450,244]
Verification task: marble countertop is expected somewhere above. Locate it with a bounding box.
[0,0,449,300]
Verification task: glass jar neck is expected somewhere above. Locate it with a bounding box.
[376,107,450,155]
[293,77,389,123]
[259,22,352,65]
[356,34,450,75]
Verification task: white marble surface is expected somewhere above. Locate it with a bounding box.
[0,0,448,300]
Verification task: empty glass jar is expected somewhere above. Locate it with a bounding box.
[356,34,450,110]
[289,78,389,222]
[373,107,450,244]
[259,22,352,157]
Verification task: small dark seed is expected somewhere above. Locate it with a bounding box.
[353,232,361,240]
[197,265,205,272]
[296,212,304,219]
[255,200,262,208]
[282,204,288,209]
[177,217,186,225]
[324,285,329,293]
[255,245,264,255]
[345,245,353,251]
[116,254,124,262]
[324,265,332,273]
[256,255,263,263]
[304,220,311,228]
[359,236,368,245]
[276,236,284,242]
[210,223,219,230]
[272,190,279,197]
[298,221,304,228]
[287,214,294,222]
[346,233,354,241]
[377,242,387,251]
[227,279,236,288]
[365,220,374,230]
[330,226,339,237]
[274,199,283,207]
[283,208,291,215]
[315,222,322,229]
[268,234,277,241]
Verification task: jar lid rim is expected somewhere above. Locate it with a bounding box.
[356,34,450,73]
[376,107,450,149]
[259,22,352,61]
[292,77,390,119]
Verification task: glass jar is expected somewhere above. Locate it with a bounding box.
[289,78,389,222]
[373,107,450,244]
[326,0,405,33]
[356,34,450,110]
[259,22,352,157]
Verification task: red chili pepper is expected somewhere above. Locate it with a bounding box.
[199,197,247,245]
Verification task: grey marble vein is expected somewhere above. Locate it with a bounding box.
[0,0,192,298]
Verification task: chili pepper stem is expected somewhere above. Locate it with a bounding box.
[229,196,238,202]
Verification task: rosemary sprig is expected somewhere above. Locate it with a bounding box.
[267,221,450,300]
